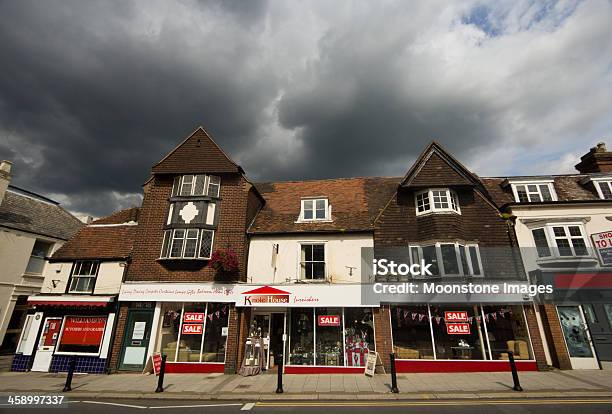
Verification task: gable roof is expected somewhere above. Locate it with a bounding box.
[400,141,482,188]
[51,207,139,261]
[151,127,242,175]
[249,177,399,234]
[0,186,83,240]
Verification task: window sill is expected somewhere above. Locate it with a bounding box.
[295,219,333,224]
[22,272,44,278]
[415,210,461,217]
[158,257,211,261]
[535,255,598,267]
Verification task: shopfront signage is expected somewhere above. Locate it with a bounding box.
[445,311,468,322]
[446,323,471,335]
[242,286,290,306]
[591,231,612,266]
[318,315,341,326]
[182,323,203,335]
[59,316,106,347]
[183,312,205,323]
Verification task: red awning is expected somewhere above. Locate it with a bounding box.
[27,295,114,308]
[28,300,108,307]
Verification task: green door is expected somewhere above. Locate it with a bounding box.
[119,309,154,371]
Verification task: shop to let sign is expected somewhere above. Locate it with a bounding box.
[59,316,106,346]
[591,231,612,266]
[447,323,470,335]
[444,311,468,322]
[182,323,203,335]
[318,315,340,326]
[183,312,205,323]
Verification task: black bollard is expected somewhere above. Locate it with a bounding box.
[62,355,77,392]
[389,353,399,393]
[155,354,167,393]
[276,353,283,393]
[508,351,523,392]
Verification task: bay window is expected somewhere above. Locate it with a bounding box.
[415,189,460,215]
[160,228,214,260]
[409,243,482,277]
[172,174,221,198]
[530,224,590,258]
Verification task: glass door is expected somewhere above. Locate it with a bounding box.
[119,309,154,371]
[557,306,599,369]
[251,313,271,369]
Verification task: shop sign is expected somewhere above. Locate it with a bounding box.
[318,315,340,326]
[182,323,203,335]
[444,311,468,322]
[152,352,162,375]
[446,323,470,335]
[242,286,290,306]
[591,231,612,266]
[59,316,106,346]
[183,312,205,323]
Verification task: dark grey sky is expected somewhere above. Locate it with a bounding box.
[1,0,611,216]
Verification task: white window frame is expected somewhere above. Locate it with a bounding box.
[591,178,612,200]
[415,189,461,216]
[297,198,331,222]
[509,180,557,203]
[172,175,221,197]
[298,242,327,281]
[160,228,215,260]
[408,242,482,277]
[530,223,591,259]
[68,260,99,294]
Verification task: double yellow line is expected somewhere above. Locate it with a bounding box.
[257,398,612,407]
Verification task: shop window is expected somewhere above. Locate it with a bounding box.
[68,261,99,293]
[25,240,52,275]
[344,308,374,367]
[391,305,434,359]
[288,308,314,365]
[56,316,107,354]
[481,305,532,360]
[203,303,229,362]
[159,302,229,363]
[172,174,221,198]
[604,304,612,328]
[300,244,326,280]
[415,189,460,215]
[315,307,344,366]
[16,314,34,354]
[430,305,485,360]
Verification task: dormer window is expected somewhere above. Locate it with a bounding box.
[172,174,221,198]
[591,179,612,200]
[415,189,460,215]
[509,181,556,203]
[298,198,330,222]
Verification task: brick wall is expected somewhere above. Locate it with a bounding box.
[373,305,392,371]
[224,304,239,373]
[109,304,129,372]
[235,307,251,372]
[523,304,548,370]
[542,304,572,370]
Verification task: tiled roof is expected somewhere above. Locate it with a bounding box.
[0,186,82,240]
[151,127,241,174]
[51,208,139,261]
[481,175,599,206]
[249,177,399,234]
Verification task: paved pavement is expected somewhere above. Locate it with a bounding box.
[0,369,611,400]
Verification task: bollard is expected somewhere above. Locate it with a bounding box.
[276,353,283,394]
[155,354,167,393]
[389,353,399,393]
[508,351,523,392]
[62,355,77,392]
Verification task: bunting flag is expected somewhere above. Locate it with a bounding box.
[222,306,228,315]
[403,310,409,319]
[435,316,442,325]
[491,313,497,321]
[215,310,220,318]
[475,316,481,323]
[484,314,489,322]
[418,314,425,322]
[208,313,214,321]
[411,312,417,320]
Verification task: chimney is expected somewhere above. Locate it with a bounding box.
[0,160,12,204]
[575,142,612,173]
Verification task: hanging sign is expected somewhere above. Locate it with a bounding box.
[182,324,203,335]
[444,311,468,322]
[183,312,205,323]
[318,315,341,326]
[591,231,612,266]
[447,323,471,335]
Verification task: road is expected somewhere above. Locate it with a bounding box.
[2,398,612,413]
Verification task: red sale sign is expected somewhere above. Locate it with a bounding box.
[447,323,471,335]
[182,323,203,335]
[183,312,205,323]
[59,316,106,346]
[318,315,340,326]
[445,311,468,322]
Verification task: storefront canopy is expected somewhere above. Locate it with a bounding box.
[27,295,115,307]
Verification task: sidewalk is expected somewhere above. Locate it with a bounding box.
[0,369,611,400]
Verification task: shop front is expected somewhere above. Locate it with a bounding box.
[390,304,538,372]
[12,295,116,373]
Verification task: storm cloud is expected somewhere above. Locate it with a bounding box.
[0,0,611,216]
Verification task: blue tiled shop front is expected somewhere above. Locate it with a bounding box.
[49,355,107,374]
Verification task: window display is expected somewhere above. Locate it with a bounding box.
[288,308,314,365]
[315,307,343,366]
[431,305,485,360]
[391,305,434,359]
[158,302,229,363]
[482,305,532,360]
[344,308,374,366]
[56,316,107,354]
